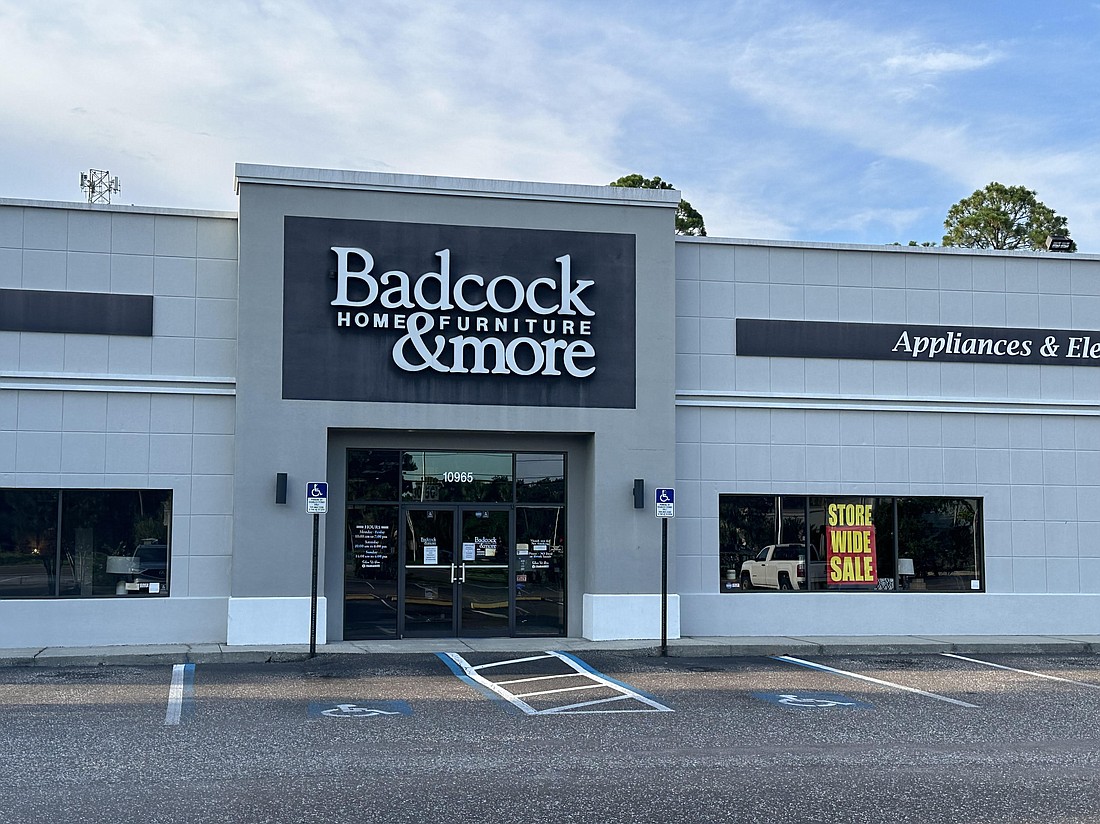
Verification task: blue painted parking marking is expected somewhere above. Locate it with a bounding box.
[308,700,412,718]
[436,651,520,711]
[753,691,873,709]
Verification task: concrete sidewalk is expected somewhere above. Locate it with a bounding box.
[4,634,1100,667]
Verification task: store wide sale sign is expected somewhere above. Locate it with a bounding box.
[825,503,878,587]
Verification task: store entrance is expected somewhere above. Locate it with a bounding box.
[342,449,567,640]
[402,507,511,637]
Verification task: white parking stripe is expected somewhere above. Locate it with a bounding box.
[775,655,980,708]
[165,665,185,725]
[164,663,195,725]
[471,654,555,670]
[941,653,1100,690]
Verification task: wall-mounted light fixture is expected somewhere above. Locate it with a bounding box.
[633,479,645,509]
[1046,235,1075,252]
[275,473,288,505]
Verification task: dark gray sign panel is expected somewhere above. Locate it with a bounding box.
[283,218,637,407]
[736,318,1100,366]
[0,289,152,336]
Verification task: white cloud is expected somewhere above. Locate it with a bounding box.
[0,1,657,207]
[883,49,1000,74]
[1,1,1098,249]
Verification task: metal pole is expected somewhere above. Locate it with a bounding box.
[661,516,668,658]
[310,512,319,658]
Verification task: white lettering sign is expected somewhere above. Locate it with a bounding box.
[892,329,1035,360]
[330,247,599,378]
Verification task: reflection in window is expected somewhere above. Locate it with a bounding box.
[344,505,399,638]
[347,450,400,502]
[515,506,566,635]
[401,451,512,503]
[0,490,58,598]
[719,494,982,594]
[896,498,981,591]
[516,453,565,503]
[0,489,171,599]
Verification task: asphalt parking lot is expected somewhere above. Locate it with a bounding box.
[3,650,1100,823]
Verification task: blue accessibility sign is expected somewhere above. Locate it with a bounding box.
[306,481,328,513]
[655,488,675,518]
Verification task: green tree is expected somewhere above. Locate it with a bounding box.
[609,174,706,236]
[942,182,1075,252]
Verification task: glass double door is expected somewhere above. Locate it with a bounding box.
[402,506,512,637]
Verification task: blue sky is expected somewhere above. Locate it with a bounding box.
[2,1,1099,249]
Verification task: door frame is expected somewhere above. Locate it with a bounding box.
[397,503,514,638]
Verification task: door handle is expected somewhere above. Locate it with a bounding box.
[452,563,463,584]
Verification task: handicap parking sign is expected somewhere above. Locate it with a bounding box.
[306,482,328,513]
[655,488,675,518]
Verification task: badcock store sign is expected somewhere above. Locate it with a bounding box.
[282,218,637,408]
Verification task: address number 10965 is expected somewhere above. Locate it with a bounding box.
[443,471,475,483]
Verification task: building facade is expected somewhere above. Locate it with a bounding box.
[2,164,1099,648]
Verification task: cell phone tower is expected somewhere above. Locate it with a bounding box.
[80,169,121,204]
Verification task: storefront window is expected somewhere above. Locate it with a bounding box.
[515,505,565,635]
[516,453,565,503]
[346,449,400,502]
[0,489,172,599]
[402,451,512,503]
[0,490,58,598]
[719,494,982,594]
[896,497,982,591]
[344,504,399,638]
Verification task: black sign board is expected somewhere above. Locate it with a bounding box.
[737,318,1100,367]
[0,288,152,336]
[282,217,637,407]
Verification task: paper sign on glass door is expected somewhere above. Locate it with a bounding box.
[423,540,438,565]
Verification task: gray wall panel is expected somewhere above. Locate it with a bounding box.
[233,171,677,631]
[0,201,239,646]
[676,237,1100,623]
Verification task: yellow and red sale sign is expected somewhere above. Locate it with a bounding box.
[826,503,878,587]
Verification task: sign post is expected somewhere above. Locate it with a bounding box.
[655,488,675,657]
[306,482,328,658]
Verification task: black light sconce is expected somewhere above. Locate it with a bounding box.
[633,479,645,509]
[275,472,288,505]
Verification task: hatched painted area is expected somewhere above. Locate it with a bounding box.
[440,650,673,715]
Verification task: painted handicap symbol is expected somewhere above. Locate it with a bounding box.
[776,693,856,708]
[321,703,403,718]
[310,699,413,718]
[753,691,871,709]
